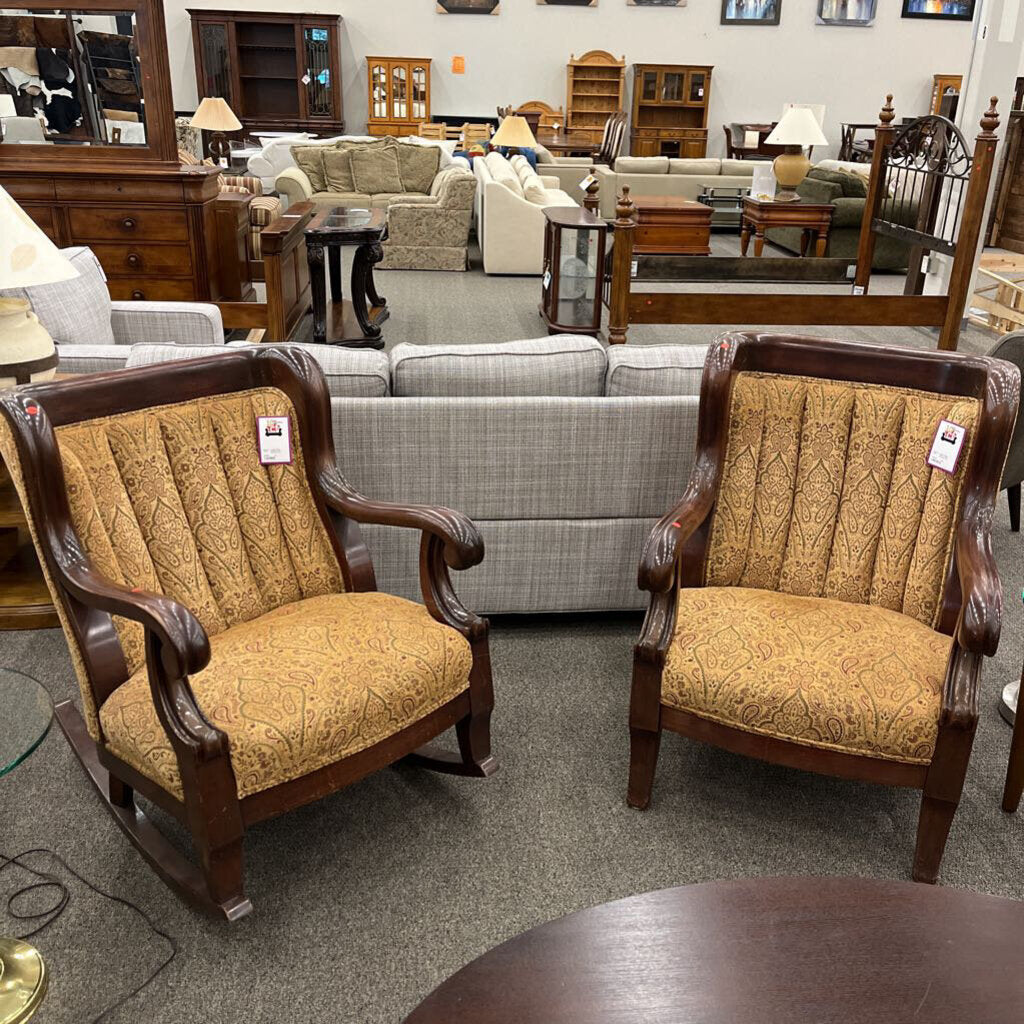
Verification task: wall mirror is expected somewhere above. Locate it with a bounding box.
[0,7,149,148]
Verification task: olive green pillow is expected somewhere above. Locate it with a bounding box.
[350,146,404,194]
[809,167,868,198]
[291,145,328,192]
[395,143,441,194]
[323,149,355,193]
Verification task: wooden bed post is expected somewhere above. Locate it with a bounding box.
[607,186,636,346]
[853,94,897,294]
[938,98,1001,352]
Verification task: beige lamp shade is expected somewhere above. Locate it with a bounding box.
[491,115,538,150]
[190,96,242,132]
[765,106,828,148]
[0,184,79,288]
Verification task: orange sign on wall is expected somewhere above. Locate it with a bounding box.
[452,55,465,74]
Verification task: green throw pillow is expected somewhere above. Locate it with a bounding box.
[395,143,441,194]
[323,149,355,193]
[291,145,328,192]
[809,167,867,198]
[350,147,404,194]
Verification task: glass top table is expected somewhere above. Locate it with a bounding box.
[0,668,53,778]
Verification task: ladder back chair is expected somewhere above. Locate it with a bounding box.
[0,347,497,919]
[629,332,1019,883]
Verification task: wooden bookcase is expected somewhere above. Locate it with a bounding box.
[366,57,432,137]
[188,10,344,137]
[566,50,625,145]
[630,63,712,159]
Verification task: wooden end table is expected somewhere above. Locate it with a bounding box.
[404,877,1024,1023]
[304,206,389,349]
[741,196,834,258]
[633,196,712,255]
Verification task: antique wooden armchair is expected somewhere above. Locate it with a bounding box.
[628,333,1019,883]
[0,347,497,919]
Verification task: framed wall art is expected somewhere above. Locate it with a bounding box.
[627,0,686,6]
[437,0,501,13]
[901,0,975,19]
[537,0,598,5]
[721,0,781,24]
[817,0,876,25]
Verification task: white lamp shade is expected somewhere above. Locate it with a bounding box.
[0,95,15,118]
[190,96,242,132]
[765,107,828,147]
[490,115,537,150]
[0,185,79,288]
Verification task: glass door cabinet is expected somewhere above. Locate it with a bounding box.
[366,57,432,137]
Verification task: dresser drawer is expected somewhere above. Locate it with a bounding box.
[3,179,56,201]
[107,279,198,302]
[68,206,189,243]
[19,205,56,240]
[57,179,185,203]
[89,242,193,279]
[633,129,660,139]
[682,130,708,140]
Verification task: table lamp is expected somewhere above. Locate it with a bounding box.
[0,185,78,388]
[491,114,537,156]
[190,96,242,165]
[764,107,829,202]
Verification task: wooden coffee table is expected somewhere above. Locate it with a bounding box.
[633,196,712,255]
[741,196,834,257]
[403,877,1024,1023]
[304,206,389,349]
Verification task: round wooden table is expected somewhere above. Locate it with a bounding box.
[536,131,600,158]
[403,877,1024,1023]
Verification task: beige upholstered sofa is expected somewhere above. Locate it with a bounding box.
[593,156,772,219]
[474,151,578,275]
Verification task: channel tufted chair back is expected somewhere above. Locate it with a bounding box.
[0,347,497,919]
[704,373,979,628]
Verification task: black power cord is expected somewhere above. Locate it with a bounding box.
[1,847,176,1022]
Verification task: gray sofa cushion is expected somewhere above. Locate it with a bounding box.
[668,158,721,176]
[390,337,607,397]
[614,156,669,175]
[125,342,390,398]
[1,246,114,346]
[606,344,707,397]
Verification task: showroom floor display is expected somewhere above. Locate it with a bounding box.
[2,493,1021,1022]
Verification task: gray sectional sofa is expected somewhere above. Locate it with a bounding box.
[58,336,706,614]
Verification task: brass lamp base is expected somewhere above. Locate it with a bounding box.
[0,938,47,1024]
[771,145,810,203]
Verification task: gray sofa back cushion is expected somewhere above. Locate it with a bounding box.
[124,342,390,398]
[606,344,707,397]
[614,156,669,174]
[390,337,607,397]
[0,246,114,346]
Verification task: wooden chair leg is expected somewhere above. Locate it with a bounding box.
[1008,483,1021,532]
[912,795,958,884]
[627,727,661,810]
[1002,680,1024,812]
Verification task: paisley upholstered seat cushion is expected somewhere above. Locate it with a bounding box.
[662,587,951,765]
[99,592,473,800]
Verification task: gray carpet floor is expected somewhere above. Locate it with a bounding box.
[3,246,1022,1023]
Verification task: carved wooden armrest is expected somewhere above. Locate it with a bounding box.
[940,639,983,731]
[953,516,1002,658]
[638,454,717,594]
[317,467,484,570]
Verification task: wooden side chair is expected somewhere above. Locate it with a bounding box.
[461,122,492,147]
[418,122,447,140]
[0,347,497,919]
[628,332,1019,883]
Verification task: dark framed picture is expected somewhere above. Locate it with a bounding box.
[437,0,500,13]
[817,0,876,25]
[721,0,781,24]
[628,0,686,6]
[901,0,975,19]
[537,0,597,5]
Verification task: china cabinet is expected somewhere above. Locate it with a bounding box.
[188,10,344,137]
[367,57,432,137]
[630,63,712,158]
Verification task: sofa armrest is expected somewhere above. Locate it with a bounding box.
[389,194,439,206]
[221,173,262,196]
[553,156,595,166]
[451,155,471,171]
[538,174,559,189]
[388,201,470,248]
[275,165,314,204]
[110,302,224,346]
[830,196,867,229]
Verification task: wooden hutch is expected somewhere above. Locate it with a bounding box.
[566,50,626,145]
[366,57,432,137]
[930,74,962,119]
[188,9,344,137]
[630,64,712,158]
[0,0,247,305]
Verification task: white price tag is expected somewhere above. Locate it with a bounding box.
[301,74,311,85]
[578,173,597,193]
[630,259,638,279]
[258,416,292,465]
[851,285,865,295]
[926,419,966,475]
[542,269,551,291]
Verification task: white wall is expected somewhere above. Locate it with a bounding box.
[164,0,976,158]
